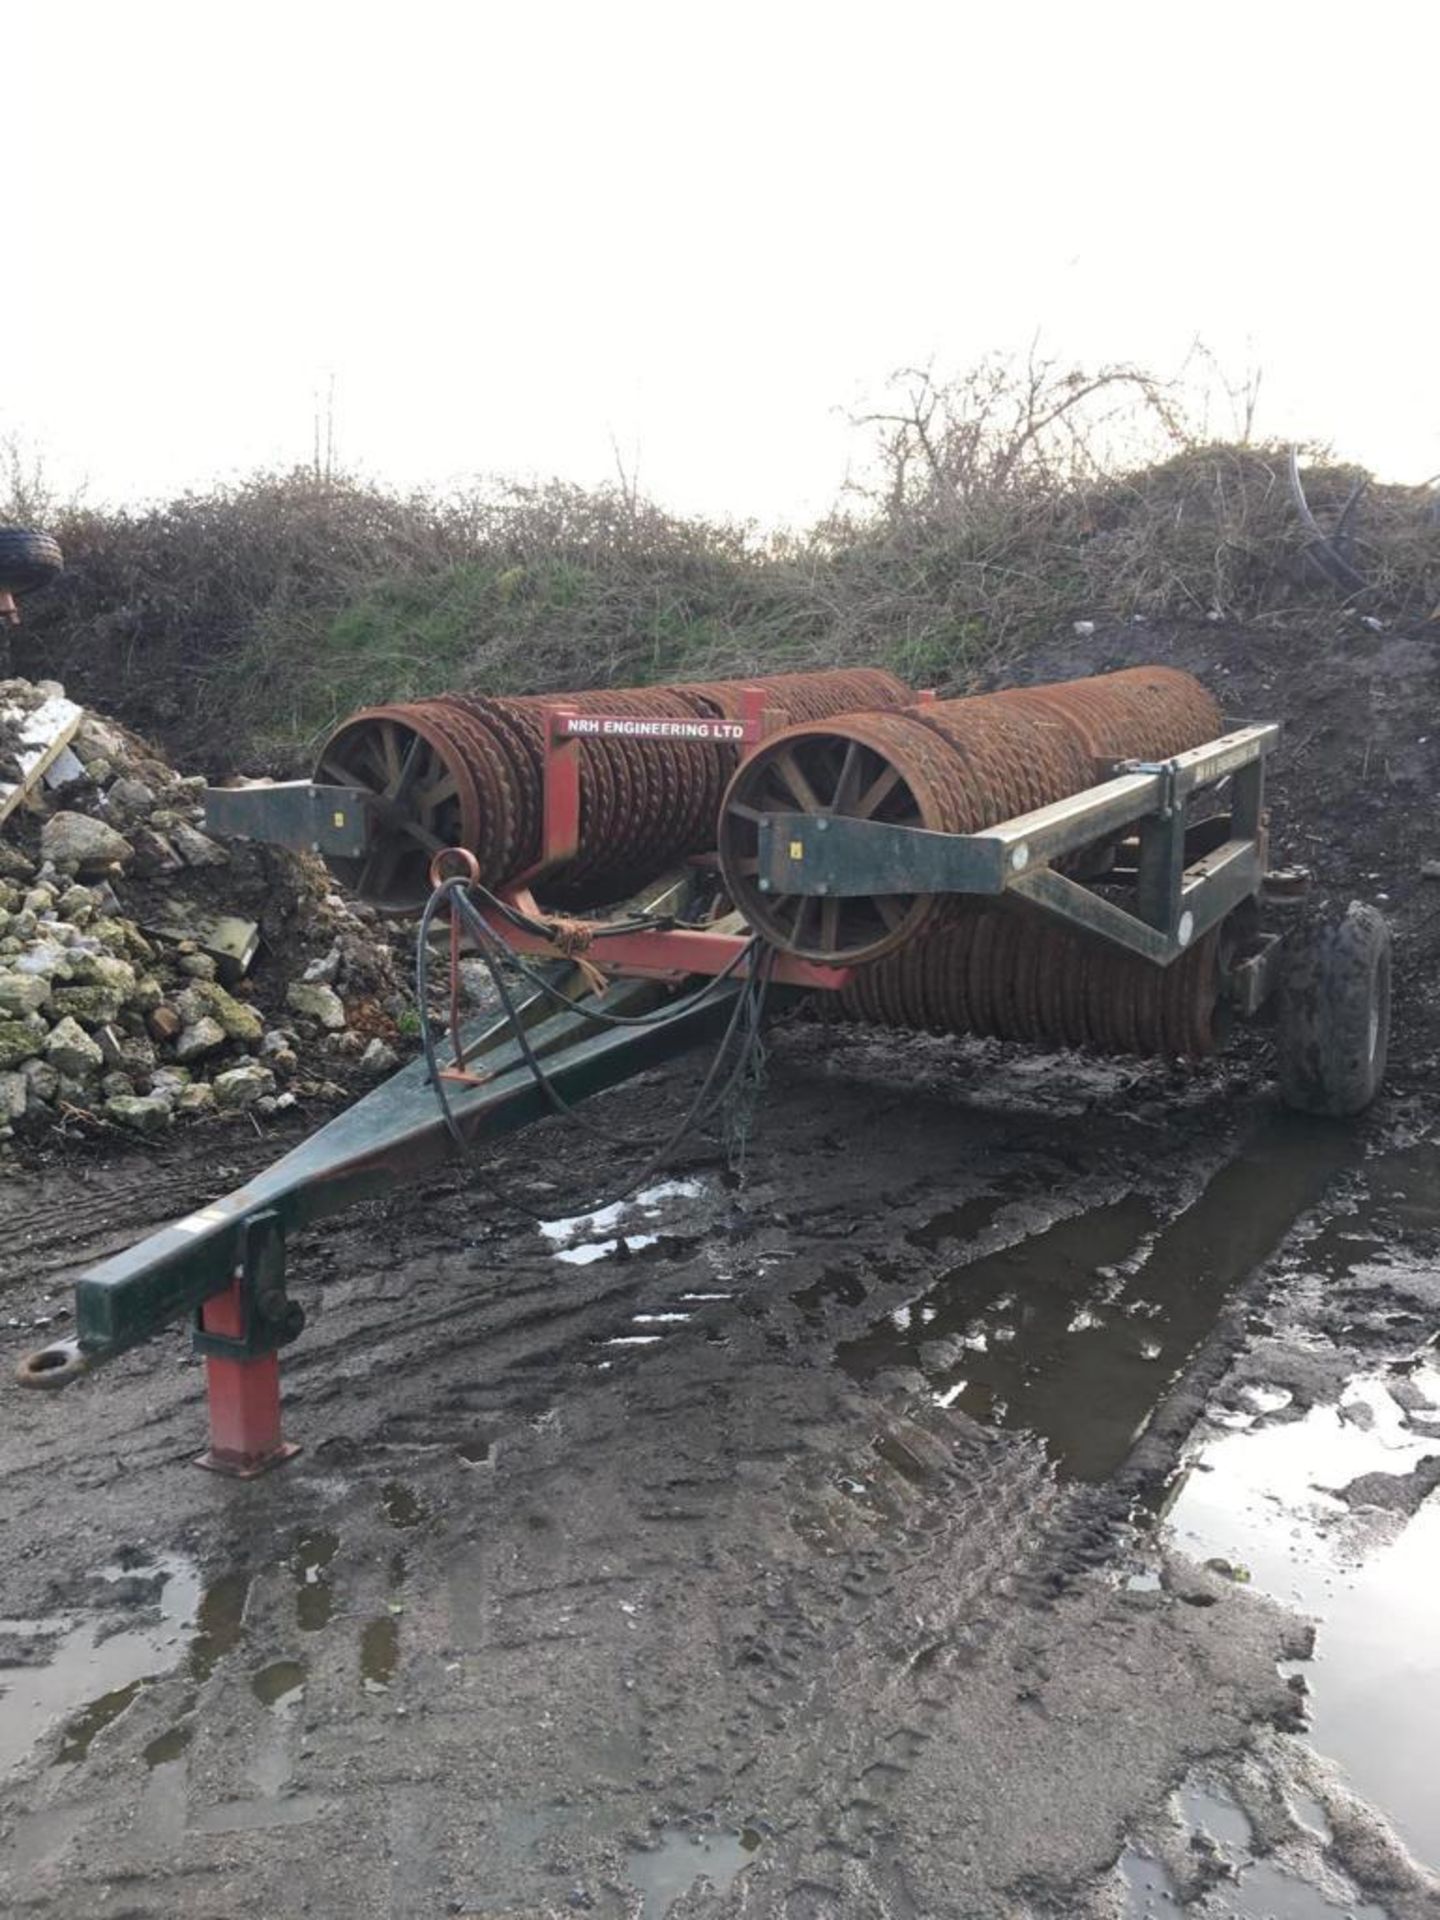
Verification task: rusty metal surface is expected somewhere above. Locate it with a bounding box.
[837,904,1223,1058]
[718,665,1225,965]
[315,668,911,908]
[989,665,1222,763]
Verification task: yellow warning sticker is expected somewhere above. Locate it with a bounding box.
[333,811,346,828]
[789,839,804,860]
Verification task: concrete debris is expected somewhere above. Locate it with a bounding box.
[212,1063,277,1110]
[286,980,347,1030]
[0,676,408,1145]
[174,1017,228,1063]
[174,980,263,1045]
[302,944,341,985]
[169,821,228,868]
[103,1092,173,1136]
[104,776,158,821]
[45,1017,104,1077]
[0,973,51,1016]
[40,812,133,872]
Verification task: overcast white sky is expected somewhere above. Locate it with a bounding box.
[8,1,1436,526]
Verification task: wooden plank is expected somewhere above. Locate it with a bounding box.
[0,694,85,828]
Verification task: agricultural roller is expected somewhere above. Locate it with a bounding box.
[306,667,911,909]
[18,662,1391,1479]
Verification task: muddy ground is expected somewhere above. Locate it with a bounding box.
[2,616,1439,1920]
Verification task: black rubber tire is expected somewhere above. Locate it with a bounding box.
[1277,902,1391,1117]
[0,527,64,594]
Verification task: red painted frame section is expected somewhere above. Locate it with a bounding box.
[501,687,851,987]
[539,705,582,870]
[492,884,851,992]
[529,688,786,876]
[193,1280,300,1478]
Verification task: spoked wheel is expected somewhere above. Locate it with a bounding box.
[718,715,960,964]
[315,706,479,911]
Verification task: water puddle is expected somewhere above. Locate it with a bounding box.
[906,1186,1019,1253]
[187,1568,250,1682]
[627,1826,762,1918]
[1121,1846,1386,1918]
[293,1529,338,1631]
[1161,1139,1440,1874]
[556,1236,648,1266]
[360,1615,400,1692]
[0,1554,220,1776]
[142,1719,195,1768]
[1168,1368,1440,1873]
[540,1179,705,1265]
[52,1678,144,1767]
[595,1295,713,1360]
[838,1115,1358,1479]
[381,1482,426,1528]
[1121,1774,1388,1917]
[251,1659,307,1709]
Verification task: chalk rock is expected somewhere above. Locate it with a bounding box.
[45,1016,104,1077]
[175,981,263,1045]
[104,1092,174,1136]
[286,981,346,1030]
[40,812,133,872]
[171,822,229,868]
[0,972,51,1017]
[213,1063,277,1110]
[175,1017,228,1063]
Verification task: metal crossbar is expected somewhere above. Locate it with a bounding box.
[753,725,1277,966]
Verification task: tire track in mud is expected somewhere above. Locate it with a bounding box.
[577,1130,1336,1915]
[645,1409,1074,1911]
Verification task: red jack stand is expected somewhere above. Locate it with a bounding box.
[193,1214,303,1478]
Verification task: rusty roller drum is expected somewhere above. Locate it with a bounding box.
[717,666,1223,966]
[315,666,911,909]
[836,904,1225,1058]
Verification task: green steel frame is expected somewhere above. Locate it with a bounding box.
[752,724,1278,966]
[78,972,738,1371]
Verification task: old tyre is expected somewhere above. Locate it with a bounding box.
[1277,902,1391,1117]
[0,526,64,594]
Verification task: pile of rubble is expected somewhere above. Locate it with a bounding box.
[0,679,409,1143]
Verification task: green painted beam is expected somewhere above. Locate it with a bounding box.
[74,973,741,1362]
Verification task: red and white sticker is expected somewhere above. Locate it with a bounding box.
[557,714,749,744]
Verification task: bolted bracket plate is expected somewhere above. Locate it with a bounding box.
[191,1210,305,1362]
